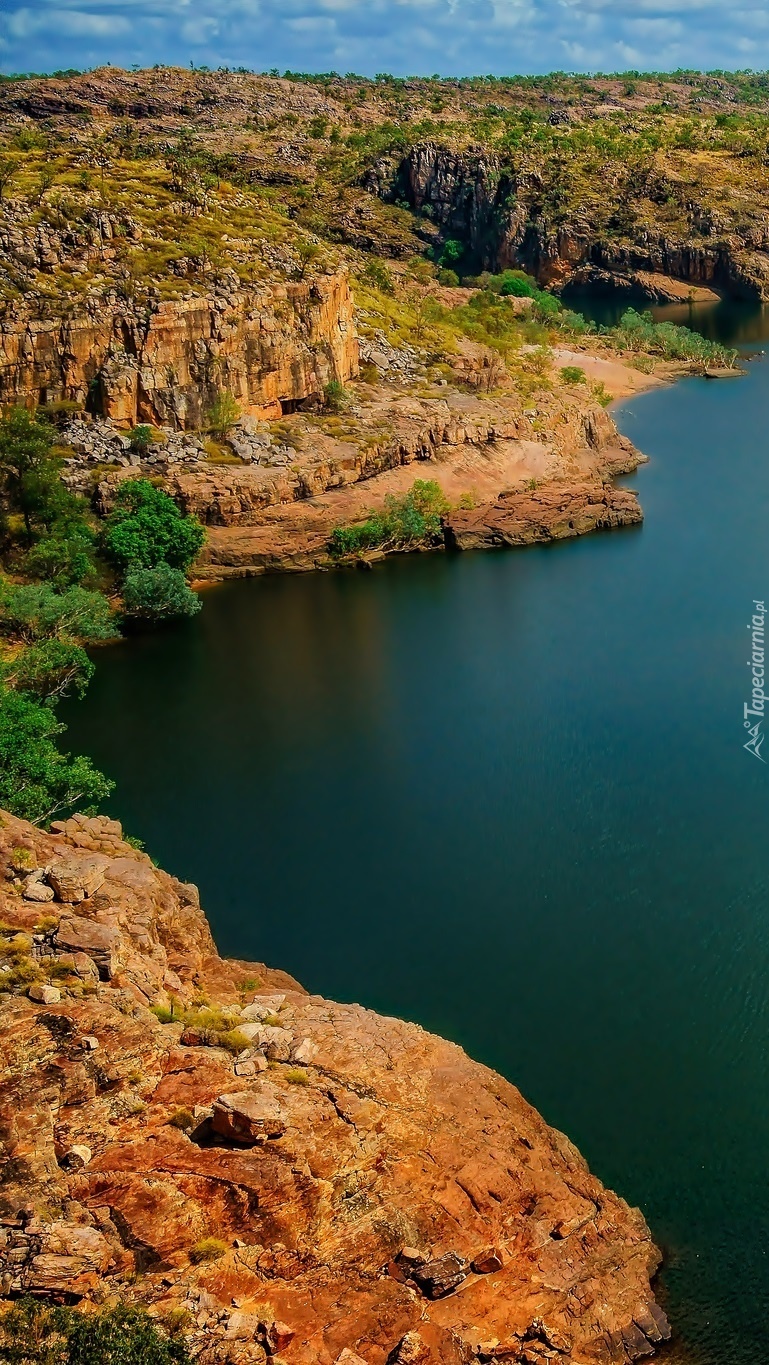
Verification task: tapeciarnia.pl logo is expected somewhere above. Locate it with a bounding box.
[744,600,767,761]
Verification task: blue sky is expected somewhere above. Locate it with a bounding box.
[2,0,769,79]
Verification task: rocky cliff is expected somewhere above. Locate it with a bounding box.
[366,142,769,300]
[0,809,671,1364]
[0,273,358,427]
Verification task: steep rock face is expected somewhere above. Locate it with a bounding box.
[0,273,358,426]
[0,810,672,1364]
[366,142,769,299]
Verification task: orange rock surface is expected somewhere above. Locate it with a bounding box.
[0,812,670,1364]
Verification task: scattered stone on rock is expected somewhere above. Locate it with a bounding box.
[386,1330,432,1365]
[472,1246,504,1274]
[260,1026,294,1062]
[240,994,286,1021]
[28,983,61,1005]
[411,1252,469,1299]
[22,872,54,903]
[61,1145,92,1170]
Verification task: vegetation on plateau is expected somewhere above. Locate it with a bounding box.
[0,407,205,826]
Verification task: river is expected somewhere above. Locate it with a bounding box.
[63,298,769,1363]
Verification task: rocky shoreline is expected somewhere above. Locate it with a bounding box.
[0,809,672,1364]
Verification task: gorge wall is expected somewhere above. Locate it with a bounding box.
[0,809,671,1365]
[365,142,769,300]
[0,272,358,427]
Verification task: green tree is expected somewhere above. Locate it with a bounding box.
[127,425,155,455]
[0,687,113,825]
[122,565,201,623]
[0,407,59,543]
[1,638,94,701]
[208,392,240,440]
[101,480,205,574]
[0,580,116,645]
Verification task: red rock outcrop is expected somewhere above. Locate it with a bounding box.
[0,272,358,426]
[443,482,642,551]
[0,810,670,1363]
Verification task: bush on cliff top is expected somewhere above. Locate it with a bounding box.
[101,480,206,575]
[0,1297,192,1365]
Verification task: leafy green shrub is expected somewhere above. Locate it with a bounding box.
[437,268,460,287]
[0,580,116,645]
[0,687,113,825]
[23,525,99,589]
[560,365,587,384]
[499,272,537,298]
[329,479,449,557]
[102,480,205,574]
[438,238,463,268]
[122,565,201,624]
[0,1297,193,1365]
[0,407,57,544]
[605,308,737,367]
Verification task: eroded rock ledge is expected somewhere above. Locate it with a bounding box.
[0,811,670,1363]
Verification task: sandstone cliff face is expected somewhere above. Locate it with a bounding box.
[366,142,769,300]
[0,273,358,426]
[0,810,670,1364]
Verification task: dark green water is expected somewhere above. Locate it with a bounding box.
[63,305,769,1363]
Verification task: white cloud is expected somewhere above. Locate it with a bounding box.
[4,0,769,75]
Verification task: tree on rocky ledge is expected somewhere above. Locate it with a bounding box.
[101,480,205,575]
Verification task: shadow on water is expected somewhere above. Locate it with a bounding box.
[62,296,769,1365]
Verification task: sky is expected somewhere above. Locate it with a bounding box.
[2,0,769,80]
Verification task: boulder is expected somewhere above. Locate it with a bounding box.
[412,1252,469,1299]
[472,1246,504,1274]
[47,855,109,903]
[53,916,123,979]
[22,873,54,903]
[212,1090,286,1144]
[28,984,61,1005]
[386,1331,431,1364]
[240,994,286,1022]
[260,1026,294,1062]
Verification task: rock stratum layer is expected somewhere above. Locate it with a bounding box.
[0,273,358,427]
[0,811,670,1364]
